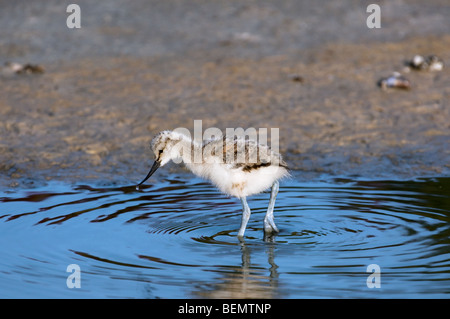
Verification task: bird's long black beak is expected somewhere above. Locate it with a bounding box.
[136,161,160,189]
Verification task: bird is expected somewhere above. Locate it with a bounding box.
[137,130,289,238]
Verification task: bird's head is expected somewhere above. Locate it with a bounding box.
[137,130,187,188]
[151,130,188,166]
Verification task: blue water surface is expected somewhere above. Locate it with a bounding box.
[0,176,449,298]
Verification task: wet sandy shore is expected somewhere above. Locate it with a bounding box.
[1,0,449,188]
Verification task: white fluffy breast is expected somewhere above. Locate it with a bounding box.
[186,162,288,198]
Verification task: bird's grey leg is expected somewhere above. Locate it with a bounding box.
[264,181,279,234]
[238,197,251,238]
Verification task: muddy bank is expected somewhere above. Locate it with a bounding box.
[0,1,449,188]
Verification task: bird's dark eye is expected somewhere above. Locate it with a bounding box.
[159,149,163,154]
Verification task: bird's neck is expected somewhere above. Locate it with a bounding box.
[173,137,202,165]
[173,137,207,177]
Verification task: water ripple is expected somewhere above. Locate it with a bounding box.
[0,177,449,298]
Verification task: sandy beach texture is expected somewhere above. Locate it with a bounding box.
[1,0,449,188]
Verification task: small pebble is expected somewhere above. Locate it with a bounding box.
[378,72,410,90]
[409,54,444,72]
[2,62,44,74]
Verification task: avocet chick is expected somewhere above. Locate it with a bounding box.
[137,130,289,238]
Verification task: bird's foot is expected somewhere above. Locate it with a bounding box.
[264,218,279,234]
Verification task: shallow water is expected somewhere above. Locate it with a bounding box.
[0,176,449,298]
